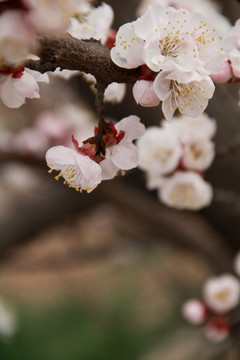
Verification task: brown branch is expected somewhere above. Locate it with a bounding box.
[95,80,107,154]
[25,34,141,85]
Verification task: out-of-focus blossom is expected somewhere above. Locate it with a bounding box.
[12,103,94,156]
[0,10,34,64]
[24,0,76,34]
[204,316,231,343]
[182,138,215,172]
[223,19,240,78]
[137,126,182,175]
[163,113,216,143]
[0,298,16,338]
[133,80,160,107]
[12,128,49,157]
[1,163,40,191]
[104,83,126,104]
[159,171,213,210]
[182,299,207,325]
[203,274,240,314]
[68,2,114,45]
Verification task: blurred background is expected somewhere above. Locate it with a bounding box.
[0,0,240,359]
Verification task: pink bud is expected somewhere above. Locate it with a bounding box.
[133,80,160,107]
[210,61,233,83]
[182,299,207,325]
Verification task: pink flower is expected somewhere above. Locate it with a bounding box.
[182,299,207,325]
[210,61,233,84]
[133,80,160,107]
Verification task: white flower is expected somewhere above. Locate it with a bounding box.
[136,0,231,37]
[223,19,240,78]
[101,115,145,180]
[203,274,240,314]
[110,21,145,69]
[182,138,215,172]
[25,0,75,34]
[0,298,16,338]
[182,299,207,325]
[191,13,225,75]
[104,82,126,104]
[46,145,102,192]
[233,251,240,277]
[68,3,114,45]
[137,126,182,175]
[153,70,215,120]
[134,5,198,73]
[0,68,48,108]
[12,128,49,157]
[163,113,216,143]
[159,171,213,210]
[0,10,34,64]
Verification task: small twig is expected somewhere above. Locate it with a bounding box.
[95,80,107,154]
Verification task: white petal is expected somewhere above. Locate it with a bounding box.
[46,146,76,168]
[111,143,139,170]
[115,115,145,142]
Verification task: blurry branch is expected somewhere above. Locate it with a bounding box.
[0,151,43,166]
[25,34,141,85]
[0,175,233,272]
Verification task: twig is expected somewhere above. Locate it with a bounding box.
[95,80,107,154]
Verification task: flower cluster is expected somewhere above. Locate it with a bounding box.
[8,104,94,157]
[182,252,240,342]
[46,116,145,192]
[111,3,228,120]
[137,113,216,210]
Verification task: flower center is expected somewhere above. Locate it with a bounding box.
[159,35,182,57]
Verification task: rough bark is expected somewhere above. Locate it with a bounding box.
[25,34,141,85]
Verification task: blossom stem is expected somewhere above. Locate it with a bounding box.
[95,80,107,155]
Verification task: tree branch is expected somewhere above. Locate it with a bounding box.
[25,34,141,85]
